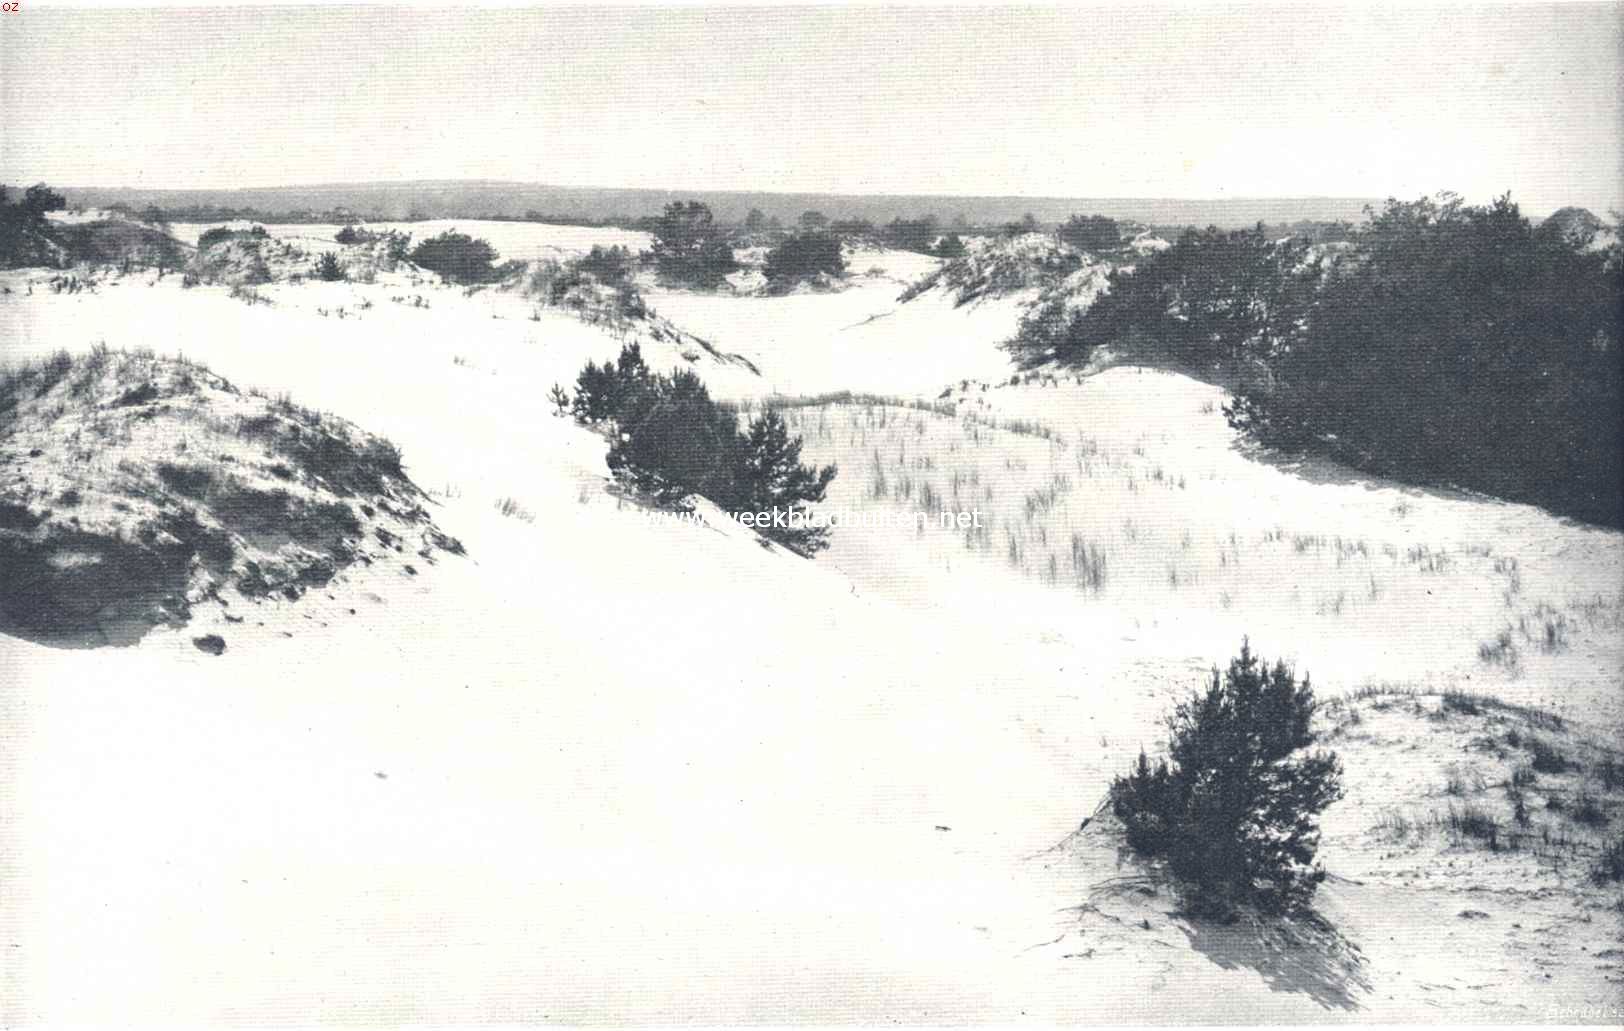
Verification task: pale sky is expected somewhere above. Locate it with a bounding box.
[3,3,1621,213]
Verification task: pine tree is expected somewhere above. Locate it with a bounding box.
[1108,639,1343,915]
[734,409,838,554]
[314,251,346,282]
[607,368,739,504]
[547,383,570,417]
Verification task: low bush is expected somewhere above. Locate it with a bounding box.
[1109,640,1343,915]
[314,252,345,282]
[763,232,846,284]
[1056,213,1122,253]
[410,230,501,284]
[197,224,269,251]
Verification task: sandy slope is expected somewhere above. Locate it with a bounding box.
[1,246,1620,1023]
[648,251,1028,400]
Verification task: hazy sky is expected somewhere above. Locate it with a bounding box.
[4,4,1621,213]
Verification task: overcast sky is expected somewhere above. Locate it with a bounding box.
[4,4,1620,213]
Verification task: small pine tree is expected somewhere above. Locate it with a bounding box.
[733,409,838,554]
[314,252,346,282]
[1109,639,1343,915]
[548,383,570,417]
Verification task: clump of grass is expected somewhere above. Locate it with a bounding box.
[1376,809,1414,841]
[1477,629,1520,671]
[494,496,534,523]
[1505,784,1531,827]
[1446,802,1501,850]
[1444,766,1485,796]
[1594,833,1624,884]
[1069,532,1106,593]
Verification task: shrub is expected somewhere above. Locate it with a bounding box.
[410,229,500,284]
[1573,787,1607,827]
[1228,194,1622,528]
[763,232,846,284]
[314,252,345,282]
[649,201,737,288]
[884,216,938,254]
[1108,641,1342,915]
[1048,225,1320,370]
[196,224,270,252]
[572,244,636,285]
[933,233,967,259]
[1526,735,1570,774]
[1057,214,1121,253]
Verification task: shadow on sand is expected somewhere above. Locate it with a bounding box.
[1174,904,1373,1012]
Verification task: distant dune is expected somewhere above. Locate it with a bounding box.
[49,180,1387,229]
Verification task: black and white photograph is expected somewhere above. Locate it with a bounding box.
[1,2,1621,1025]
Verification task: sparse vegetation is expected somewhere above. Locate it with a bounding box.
[0,348,459,644]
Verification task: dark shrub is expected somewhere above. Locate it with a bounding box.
[763,232,846,284]
[884,216,938,253]
[1057,214,1122,253]
[1526,736,1570,774]
[1108,640,1343,915]
[572,245,636,285]
[197,224,270,251]
[649,201,737,288]
[933,234,967,259]
[410,230,501,284]
[1039,224,1320,370]
[1228,195,1622,527]
[314,252,345,282]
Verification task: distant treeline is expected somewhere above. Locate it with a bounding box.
[52,181,1384,231]
[1012,194,1623,527]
